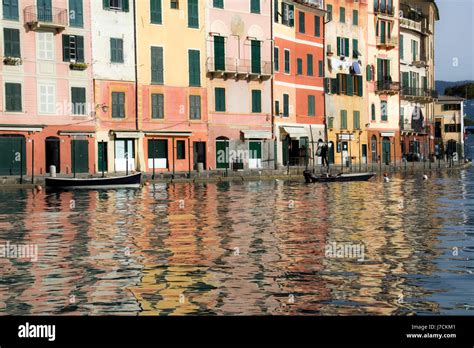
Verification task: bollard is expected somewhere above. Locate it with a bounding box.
[197,162,204,173]
[49,165,57,177]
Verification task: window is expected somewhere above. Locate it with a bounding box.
[339,7,345,23]
[274,47,279,71]
[308,95,315,116]
[5,83,21,112]
[189,95,201,119]
[69,0,84,27]
[275,100,280,116]
[213,0,223,8]
[353,10,358,25]
[366,64,373,81]
[307,54,313,76]
[177,140,186,160]
[400,34,404,59]
[274,0,278,22]
[151,93,164,119]
[326,4,332,21]
[353,111,360,129]
[110,38,124,63]
[215,87,226,112]
[251,90,262,113]
[381,101,388,121]
[71,87,86,115]
[281,2,294,27]
[284,49,290,74]
[251,40,261,74]
[250,0,260,14]
[337,37,349,57]
[213,35,225,70]
[3,28,20,57]
[104,0,129,11]
[37,32,54,60]
[340,110,347,129]
[188,49,201,86]
[39,83,56,114]
[318,60,323,77]
[297,58,303,75]
[188,0,198,28]
[411,39,418,61]
[3,0,19,20]
[112,92,126,118]
[150,0,162,24]
[283,94,289,117]
[170,0,179,9]
[352,39,358,58]
[151,46,164,84]
[299,11,305,33]
[62,35,84,62]
[328,116,334,129]
[371,103,376,121]
[314,16,320,37]
[353,75,363,96]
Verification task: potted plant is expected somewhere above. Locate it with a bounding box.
[3,57,22,66]
[69,62,88,71]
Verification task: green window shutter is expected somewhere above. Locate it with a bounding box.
[376,20,379,36]
[5,83,22,112]
[214,36,225,70]
[214,0,224,9]
[289,4,294,27]
[151,46,164,84]
[3,0,19,20]
[314,16,320,36]
[76,36,84,62]
[274,47,279,71]
[215,88,226,112]
[188,49,201,86]
[297,58,303,75]
[340,7,345,23]
[347,75,353,96]
[188,0,199,28]
[328,116,334,129]
[151,93,164,119]
[318,60,323,77]
[353,111,360,129]
[150,0,162,24]
[274,0,278,22]
[283,94,289,116]
[400,34,404,59]
[251,40,261,74]
[122,0,129,12]
[344,38,349,57]
[327,4,332,21]
[103,0,109,10]
[251,0,260,14]
[62,35,70,61]
[377,58,383,81]
[381,101,387,121]
[284,50,290,73]
[371,103,376,120]
[331,78,337,94]
[299,11,305,33]
[69,0,84,27]
[4,28,20,58]
[381,21,386,43]
[386,59,391,78]
[177,140,186,160]
[110,38,116,62]
[341,110,347,129]
[353,10,358,25]
[190,95,201,119]
[307,54,313,76]
[357,76,363,96]
[252,90,262,113]
[71,87,86,114]
[352,39,358,58]
[275,100,280,116]
[337,37,341,56]
[366,64,372,81]
[308,95,315,116]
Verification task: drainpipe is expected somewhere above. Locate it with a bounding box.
[270,0,275,169]
[132,0,140,172]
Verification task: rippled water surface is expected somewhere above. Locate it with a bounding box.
[0,160,473,315]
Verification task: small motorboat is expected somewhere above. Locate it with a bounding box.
[303,170,375,183]
[45,173,142,190]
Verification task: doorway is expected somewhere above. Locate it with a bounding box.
[45,137,60,173]
[71,139,89,173]
[382,137,391,164]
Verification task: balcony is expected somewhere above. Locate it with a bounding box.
[374,3,395,16]
[207,57,272,81]
[401,87,438,102]
[412,55,428,68]
[24,5,68,32]
[293,0,324,10]
[400,17,422,32]
[376,79,400,95]
[376,36,398,49]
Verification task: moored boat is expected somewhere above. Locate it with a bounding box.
[303,170,375,183]
[45,173,142,190]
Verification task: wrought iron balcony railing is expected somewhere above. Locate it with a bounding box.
[401,87,438,99]
[24,5,68,31]
[376,79,400,94]
[207,57,272,81]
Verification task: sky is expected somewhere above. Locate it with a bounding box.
[435,0,474,82]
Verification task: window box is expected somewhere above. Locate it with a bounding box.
[69,62,88,71]
[3,56,22,66]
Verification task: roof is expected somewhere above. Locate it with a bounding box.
[432,0,440,21]
[437,95,465,102]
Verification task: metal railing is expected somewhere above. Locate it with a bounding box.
[401,87,438,99]
[376,79,400,92]
[374,3,395,16]
[207,57,272,76]
[294,0,324,9]
[376,36,398,47]
[24,5,68,27]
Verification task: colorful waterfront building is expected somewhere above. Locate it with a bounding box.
[136,0,208,175]
[0,0,95,176]
[366,0,400,166]
[206,0,273,171]
[325,0,368,167]
[435,95,465,160]
[91,0,138,174]
[399,0,439,162]
[273,0,326,169]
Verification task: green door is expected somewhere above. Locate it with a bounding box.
[382,138,391,164]
[251,40,261,74]
[328,141,335,164]
[282,137,289,165]
[249,141,262,169]
[214,36,225,71]
[0,136,26,175]
[216,140,229,169]
[98,142,108,172]
[71,140,89,173]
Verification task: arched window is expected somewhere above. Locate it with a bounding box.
[371,103,376,121]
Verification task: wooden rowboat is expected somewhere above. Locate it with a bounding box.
[45,173,142,189]
[303,170,375,183]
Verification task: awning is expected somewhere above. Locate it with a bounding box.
[282,126,308,138]
[0,124,44,132]
[241,130,272,139]
[112,131,144,139]
[58,131,95,137]
[381,132,395,137]
[145,131,192,137]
